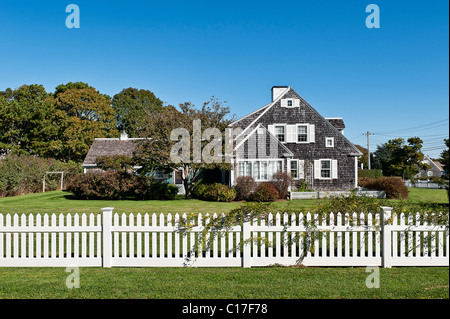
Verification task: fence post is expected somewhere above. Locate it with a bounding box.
[381,206,393,268]
[242,220,251,268]
[101,207,114,268]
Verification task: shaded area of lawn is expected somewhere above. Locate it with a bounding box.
[0,267,448,299]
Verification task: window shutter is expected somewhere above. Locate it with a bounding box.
[332,160,338,179]
[298,160,305,179]
[314,160,320,179]
[268,125,275,136]
[294,99,300,107]
[286,125,296,143]
[281,99,287,108]
[309,124,315,143]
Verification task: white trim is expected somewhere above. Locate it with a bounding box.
[230,102,272,126]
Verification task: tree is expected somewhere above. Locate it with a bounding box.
[0,84,59,157]
[52,83,119,162]
[135,97,235,199]
[112,88,163,137]
[382,137,429,180]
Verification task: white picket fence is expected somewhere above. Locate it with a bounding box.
[0,207,448,268]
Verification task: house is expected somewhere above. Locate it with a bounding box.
[82,131,184,186]
[417,154,445,178]
[229,86,362,191]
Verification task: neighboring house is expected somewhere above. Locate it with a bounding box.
[229,86,362,191]
[416,155,445,178]
[82,132,180,186]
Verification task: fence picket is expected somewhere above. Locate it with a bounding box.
[160,213,165,258]
[344,213,350,257]
[144,214,150,258]
[29,214,34,258]
[167,213,173,258]
[359,213,365,257]
[66,214,71,259]
[182,213,188,259]
[220,214,226,258]
[275,213,281,258]
[291,213,296,258]
[338,213,343,258]
[129,213,135,258]
[136,213,142,259]
[121,214,127,258]
[329,213,335,258]
[352,213,357,257]
[43,214,48,259]
[174,214,180,258]
[268,213,273,258]
[20,214,26,258]
[367,213,373,258]
[81,214,87,258]
[59,214,64,259]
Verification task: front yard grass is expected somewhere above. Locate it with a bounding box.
[0,187,447,215]
[0,266,448,299]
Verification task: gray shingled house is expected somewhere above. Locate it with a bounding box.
[83,86,362,193]
[229,86,362,191]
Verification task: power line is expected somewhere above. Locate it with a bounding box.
[375,118,449,135]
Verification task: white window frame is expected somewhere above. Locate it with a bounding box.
[325,137,334,148]
[290,159,298,179]
[297,124,309,143]
[314,159,338,180]
[236,159,284,182]
[274,125,286,143]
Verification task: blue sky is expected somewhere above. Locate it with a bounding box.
[0,0,448,158]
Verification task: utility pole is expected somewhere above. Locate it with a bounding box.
[362,131,375,169]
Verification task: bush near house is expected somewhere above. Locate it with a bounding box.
[249,182,279,202]
[358,176,409,199]
[234,176,257,201]
[191,181,236,202]
[270,171,293,199]
[66,172,177,200]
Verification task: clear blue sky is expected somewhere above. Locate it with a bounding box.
[1,0,448,158]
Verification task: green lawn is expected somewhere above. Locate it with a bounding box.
[0,187,447,215]
[0,266,448,299]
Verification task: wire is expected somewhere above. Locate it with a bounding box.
[374,119,449,135]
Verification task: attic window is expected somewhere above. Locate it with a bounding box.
[281,98,300,108]
[325,137,334,148]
